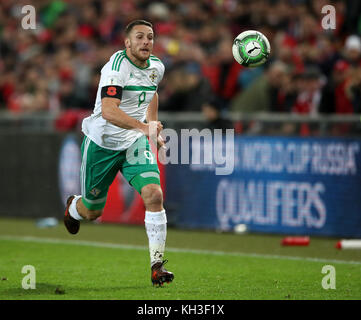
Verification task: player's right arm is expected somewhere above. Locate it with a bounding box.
[100,53,162,136]
[101,96,149,134]
[101,96,163,137]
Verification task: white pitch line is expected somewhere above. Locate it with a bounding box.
[1,235,361,266]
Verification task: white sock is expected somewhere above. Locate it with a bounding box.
[69,195,83,221]
[144,210,167,267]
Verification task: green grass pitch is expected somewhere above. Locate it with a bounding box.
[0,218,360,300]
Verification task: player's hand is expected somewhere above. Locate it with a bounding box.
[149,121,163,137]
[155,121,163,136]
[142,121,163,137]
[157,135,166,150]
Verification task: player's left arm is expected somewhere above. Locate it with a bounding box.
[146,92,159,122]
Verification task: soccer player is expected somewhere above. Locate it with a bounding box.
[63,20,174,286]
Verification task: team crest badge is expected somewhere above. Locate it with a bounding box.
[90,188,101,197]
[149,70,157,82]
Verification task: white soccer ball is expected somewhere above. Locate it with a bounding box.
[232,30,271,67]
[234,224,248,234]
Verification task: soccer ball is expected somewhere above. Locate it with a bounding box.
[232,30,271,67]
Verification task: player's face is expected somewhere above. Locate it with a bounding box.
[127,25,154,62]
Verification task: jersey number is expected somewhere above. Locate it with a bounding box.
[138,92,146,108]
[144,151,154,164]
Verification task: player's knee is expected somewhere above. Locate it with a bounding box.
[142,185,163,207]
[84,209,103,221]
[151,190,163,206]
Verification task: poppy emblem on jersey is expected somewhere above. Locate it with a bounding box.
[149,70,157,82]
[107,86,117,96]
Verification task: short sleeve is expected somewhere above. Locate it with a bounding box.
[100,52,128,88]
[102,70,127,88]
[157,62,165,85]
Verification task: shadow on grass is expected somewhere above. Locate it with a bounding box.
[1,282,150,299]
[1,283,62,298]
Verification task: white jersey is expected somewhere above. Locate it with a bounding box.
[82,49,165,150]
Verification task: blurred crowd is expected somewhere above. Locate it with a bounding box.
[0,0,361,130]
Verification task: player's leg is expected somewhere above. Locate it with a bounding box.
[140,183,173,286]
[64,195,104,234]
[64,136,120,234]
[69,196,103,221]
[76,199,103,220]
[122,136,174,286]
[140,183,166,264]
